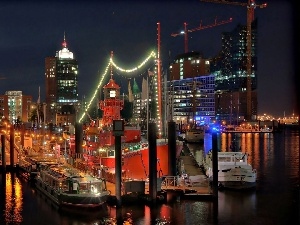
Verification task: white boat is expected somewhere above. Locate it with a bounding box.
[260,127,273,132]
[183,127,204,143]
[203,151,257,189]
[35,163,111,211]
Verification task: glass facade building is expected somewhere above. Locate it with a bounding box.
[211,19,258,122]
[167,75,215,126]
[45,36,79,125]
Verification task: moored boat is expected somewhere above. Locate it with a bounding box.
[35,163,111,211]
[75,75,184,182]
[184,128,205,143]
[17,154,58,181]
[89,138,184,181]
[203,151,257,190]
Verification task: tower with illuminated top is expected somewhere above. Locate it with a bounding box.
[99,51,124,127]
[45,33,79,125]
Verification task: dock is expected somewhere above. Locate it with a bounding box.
[106,143,214,205]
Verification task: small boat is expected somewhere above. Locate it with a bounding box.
[184,127,204,143]
[35,163,111,211]
[203,151,257,190]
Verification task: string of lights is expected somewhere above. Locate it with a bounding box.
[110,51,156,74]
[113,67,155,81]
[78,50,157,123]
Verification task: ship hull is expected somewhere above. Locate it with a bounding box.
[99,141,183,181]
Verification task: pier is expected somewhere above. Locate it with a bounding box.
[105,142,213,205]
[1,123,216,206]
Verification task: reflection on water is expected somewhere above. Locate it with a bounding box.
[1,173,23,224]
[189,130,299,187]
[0,128,299,225]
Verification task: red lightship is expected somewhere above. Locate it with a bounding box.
[82,65,183,181]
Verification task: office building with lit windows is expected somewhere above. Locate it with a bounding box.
[0,91,32,124]
[166,76,215,126]
[169,52,210,80]
[131,78,142,123]
[168,52,215,126]
[45,35,79,126]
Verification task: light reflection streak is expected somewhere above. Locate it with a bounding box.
[3,173,23,224]
[206,132,299,185]
[252,133,260,170]
[106,205,172,225]
[285,131,300,179]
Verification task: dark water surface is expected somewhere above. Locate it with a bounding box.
[1,128,299,225]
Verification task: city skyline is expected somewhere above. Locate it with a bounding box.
[0,0,296,118]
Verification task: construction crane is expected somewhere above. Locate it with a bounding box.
[200,0,267,121]
[171,17,233,53]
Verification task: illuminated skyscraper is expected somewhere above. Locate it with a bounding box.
[45,35,79,126]
[167,20,258,124]
[211,19,258,122]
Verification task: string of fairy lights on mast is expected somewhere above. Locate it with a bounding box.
[78,50,157,124]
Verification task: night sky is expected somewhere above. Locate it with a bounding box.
[0,0,296,118]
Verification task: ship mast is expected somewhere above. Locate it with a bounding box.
[157,22,162,138]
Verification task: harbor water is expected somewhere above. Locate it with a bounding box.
[0,127,299,225]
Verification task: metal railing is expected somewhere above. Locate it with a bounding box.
[161,176,180,188]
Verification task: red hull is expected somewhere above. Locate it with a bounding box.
[99,141,183,180]
[123,144,169,179]
[100,144,169,180]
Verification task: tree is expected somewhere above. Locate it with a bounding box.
[29,106,43,124]
[121,99,133,122]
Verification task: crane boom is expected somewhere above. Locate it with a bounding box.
[200,0,267,121]
[171,17,233,53]
[188,17,232,32]
[200,0,266,8]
